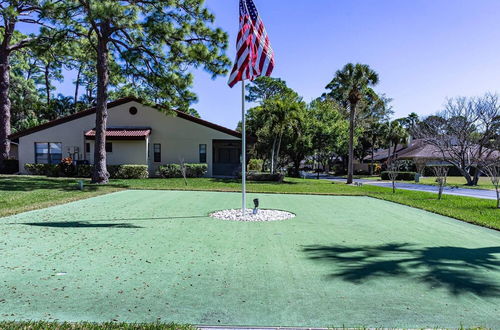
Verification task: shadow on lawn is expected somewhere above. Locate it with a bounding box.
[303,243,500,297]
[0,176,128,192]
[7,215,209,228]
[22,221,143,228]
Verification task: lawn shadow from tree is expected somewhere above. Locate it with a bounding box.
[8,215,209,228]
[303,243,500,297]
[21,221,143,228]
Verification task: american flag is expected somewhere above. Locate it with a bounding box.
[228,0,274,88]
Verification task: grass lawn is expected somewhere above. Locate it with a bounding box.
[0,321,193,329]
[350,175,496,190]
[416,176,495,190]
[0,176,120,217]
[0,190,499,328]
[1,175,498,230]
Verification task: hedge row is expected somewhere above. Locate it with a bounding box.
[248,172,284,182]
[24,163,148,179]
[381,171,417,181]
[108,165,149,179]
[25,163,61,176]
[158,163,207,178]
[237,171,284,182]
[0,159,19,174]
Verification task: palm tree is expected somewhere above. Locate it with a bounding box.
[366,121,384,175]
[257,94,302,174]
[325,63,379,184]
[385,120,409,161]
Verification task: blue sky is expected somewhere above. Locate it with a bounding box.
[32,0,500,129]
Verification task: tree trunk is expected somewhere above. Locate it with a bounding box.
[270,137,277,174]
[91,31,111,184]
[44,64,51,106]
[87,86,92,102]
[74,64,82,111]
[496,187,499,209]
[370,143,375,175]
[293,158,301,177]
[471,167,480,186]
[438,182,444,200]
[317,155,320,179]
[0,51,11,168]
[0,22,14,169]
[275,132,283,174]
[462,169,474,186]
[347,101,356,184]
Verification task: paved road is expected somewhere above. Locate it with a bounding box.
[305,174,497,200]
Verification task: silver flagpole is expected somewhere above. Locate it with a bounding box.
[241,80,246,216]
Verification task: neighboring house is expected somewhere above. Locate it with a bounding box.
[364,138,499,171]
[396,139,444,163]
[363,139,448,165]
[362,143,408,164]
[9,97,244,177]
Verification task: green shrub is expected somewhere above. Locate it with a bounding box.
[249,172,284,182]
[1,159,19,174]
[110,165,149,179]
[381,171,417,181]
[25,163,67,177]
[76,164,93,178]
[24,163,58,176]
[185,163,208,177]
[82,164,149,179]
[59,162,76,177]
[158,164,181,178]
[26,163,148,179]
[107,165,121,178]
[158,163,208,178]
[248,159,263,171]
[238,171,284,182]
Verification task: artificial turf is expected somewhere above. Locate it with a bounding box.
[0,190,499,328]
[1,175,498,230]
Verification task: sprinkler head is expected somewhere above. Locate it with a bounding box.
[253,198,259,215]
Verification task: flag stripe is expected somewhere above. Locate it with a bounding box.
[228,0,274,88]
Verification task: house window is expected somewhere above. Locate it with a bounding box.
[106,142,113,153]
[153,144,161,162]
[129,106,138,115]
[35,142,62,164]
[199,144,207,163]
[85,143,90,153]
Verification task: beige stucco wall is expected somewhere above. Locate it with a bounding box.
[17,101,240,176]
[85,140,147,166]
[18,115,94,170]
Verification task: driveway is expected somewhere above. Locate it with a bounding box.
[306,174,497,200]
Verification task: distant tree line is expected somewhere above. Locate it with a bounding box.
[243,70,411,180]
[243,68,499,190]
[0,2,498,191]
[0,0,230,183]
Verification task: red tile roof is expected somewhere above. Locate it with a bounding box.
[84,128,151,140]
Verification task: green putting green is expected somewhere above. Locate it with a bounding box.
[0,190,499,328]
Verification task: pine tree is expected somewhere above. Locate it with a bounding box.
[51,0,230,183]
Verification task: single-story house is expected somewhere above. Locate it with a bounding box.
[363,138,499,175]
[363,143,408,164]
[9,97,245,177]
